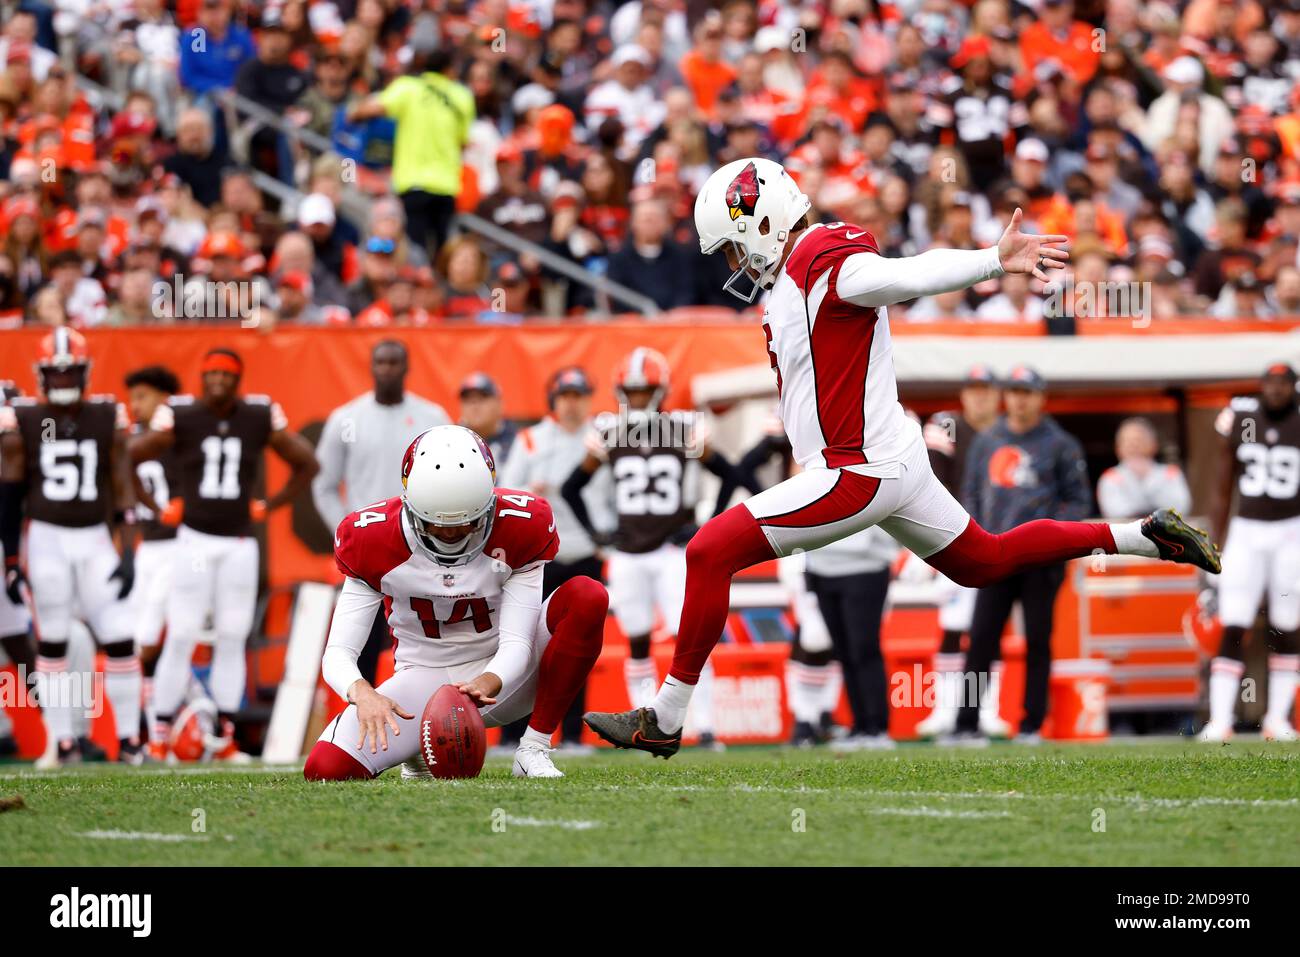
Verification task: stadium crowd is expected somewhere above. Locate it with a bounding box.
[0,0,1298,328]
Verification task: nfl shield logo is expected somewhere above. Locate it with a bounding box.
[442,574,456,588]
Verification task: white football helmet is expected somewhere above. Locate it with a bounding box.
[693,156,811,303]
[401,425,497,566]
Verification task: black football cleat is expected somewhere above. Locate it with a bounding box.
[1141,508,1221,574]
[77,735,108,762]
[583,708,682,759]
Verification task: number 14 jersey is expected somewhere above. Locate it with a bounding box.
[333,491,559,670]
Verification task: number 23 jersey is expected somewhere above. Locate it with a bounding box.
[333,490,559,670]
[1216,396,1300,522]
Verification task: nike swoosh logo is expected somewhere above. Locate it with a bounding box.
[334,536,342,548]
[548,520,556,533]
[1152,534,1184,556]
[632,730,676,746]
[846,230,866,239]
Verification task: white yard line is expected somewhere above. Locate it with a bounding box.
[502,815,600,830]
[77,830,210,843]
[866,806,1013,819]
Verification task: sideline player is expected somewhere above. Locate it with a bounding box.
[131,348,319,760]
[0,381,31,758]
[562,348,752,745]
[1201,363,1300,741]
[303,425,608,780]
[0,330,145,765]
[584,157,1220,756]
[124,365,182,745]
[913,366,1003,738]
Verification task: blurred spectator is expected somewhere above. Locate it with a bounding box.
[1142,56,1236,175]
[162,107,231,207]
[1018,0,1101,87]
[584,44,666,160]
[178,0,256,102]
[605,198,697,312]
[438,235,494,320]
[977,272,1044,322]
[349,47,474,260]
[1272,266,1300,316]
[1097,417,1192,519]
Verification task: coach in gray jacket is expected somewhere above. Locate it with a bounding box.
[312,339,450,679]
[953,366,1094,743]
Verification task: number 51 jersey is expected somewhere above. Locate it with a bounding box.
[333,490,559,670]
[1216,396,1300,522]
[1,395,124,527]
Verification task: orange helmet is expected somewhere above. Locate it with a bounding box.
[35,327,91,406]
[614,347,670,412]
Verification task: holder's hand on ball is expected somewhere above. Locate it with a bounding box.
[456,672,502,707]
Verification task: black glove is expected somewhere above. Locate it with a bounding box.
[108,549,135,601]
[4,557,25,607]
[591,529,616,550]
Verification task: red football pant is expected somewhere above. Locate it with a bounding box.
[926,517,1116,589]
[667,505,1118,685]
[304,740,374,781]
[529,575,608,735]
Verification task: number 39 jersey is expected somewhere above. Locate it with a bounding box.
[1,396,124,527]
[333,490,559,670]
[150,394,287,537]
[590,410,701,554]
[1216,396,1300,522]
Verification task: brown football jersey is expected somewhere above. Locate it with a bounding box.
[154,393,286,537]
[131,424,180,543]
[592,410,700,554]
[1216,396,1300,522]
[2,396,123,527]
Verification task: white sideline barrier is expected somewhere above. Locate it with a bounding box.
[262,583,336,764]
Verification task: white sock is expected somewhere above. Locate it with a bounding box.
[690,662,716,735]
[34,655,74,743]
[785,661,821,724]
[104,655,142,742]
[151,633,199,718]
[651,674,695,734]
[819,661,843,717]
[1265,655,1299,726]
[521,726,553,750]
[0,697,11,737]
[1110,520,1158,558]
[1208,657,1244,729]
[624,657,658,709]
[209,633,248,714]
[981,666,1003,720]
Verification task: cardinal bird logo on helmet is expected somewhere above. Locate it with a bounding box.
[725,161,761,221]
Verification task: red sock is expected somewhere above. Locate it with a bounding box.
[927,517,1116,589]
[669,505,776,685]
[529,576,608,735]
[303,741,373,781]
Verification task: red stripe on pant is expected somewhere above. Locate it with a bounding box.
[756,469,881,528]
[926,517,1117,589]
[304,741,374,781]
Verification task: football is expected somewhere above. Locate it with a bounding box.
[418,684,487,780]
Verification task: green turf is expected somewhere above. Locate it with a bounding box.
[2,741,1297,866]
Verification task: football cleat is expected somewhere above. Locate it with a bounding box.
[694,731,726,752]
[1141,508,1221,574]
[0,735,17,758]
[78,735,108,763]
[147,740,174,764]
[1261,718,1298,742]
[512,744,564,778]
[117,737,155,766]
[1197,723,1233,743]
[790,720,821,748]
[400,757,432,780]
[583,707,682,759]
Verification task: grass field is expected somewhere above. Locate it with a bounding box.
[2,740,1297,866]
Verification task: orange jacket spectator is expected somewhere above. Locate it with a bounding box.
[1040,196,1130,260]
[680,48,737,121]
[804,59,879,134]
[1019,19,1100,88]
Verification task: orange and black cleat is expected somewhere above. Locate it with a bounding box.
[583,707,682,759]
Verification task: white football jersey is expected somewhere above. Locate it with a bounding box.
[761,221,921,476]
[333,491,558,671]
